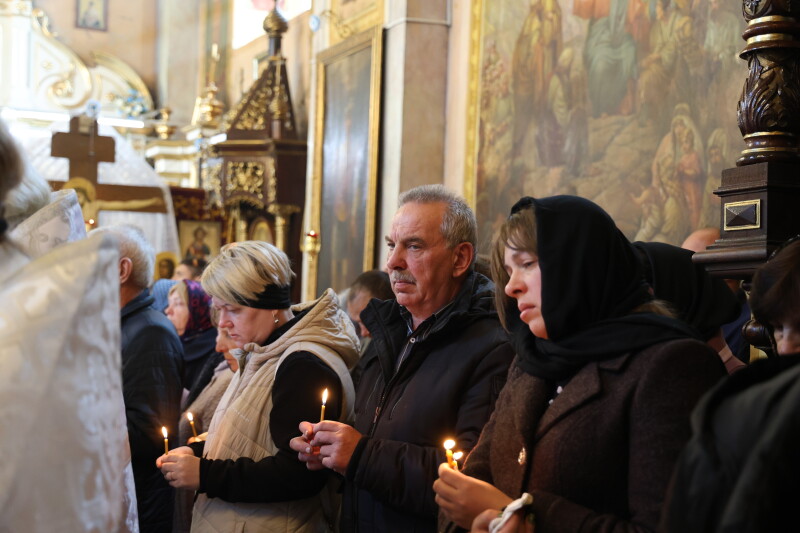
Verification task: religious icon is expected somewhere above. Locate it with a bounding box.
[76,0,108,31]
[185,226,211,262]
[155,251,179,281]
[179,221,221,263]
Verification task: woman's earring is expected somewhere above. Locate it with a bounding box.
[273,312,279,325]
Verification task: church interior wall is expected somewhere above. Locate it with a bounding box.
[31,0,159,97]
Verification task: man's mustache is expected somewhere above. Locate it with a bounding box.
[391,272,416,284]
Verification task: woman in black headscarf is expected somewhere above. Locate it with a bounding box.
[434,196,726,532]
[633,241,745,373]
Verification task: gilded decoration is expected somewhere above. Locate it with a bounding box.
[225,161,265,202]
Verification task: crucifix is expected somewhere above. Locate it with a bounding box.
[50,114,167,230]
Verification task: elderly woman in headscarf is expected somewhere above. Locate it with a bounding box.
[158,240,359,533]
[166,279,222,400]
[434,196,726,532]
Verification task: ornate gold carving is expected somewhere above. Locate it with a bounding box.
[225,161,265,200]
[153,108,176,140]
[265,157,277,204]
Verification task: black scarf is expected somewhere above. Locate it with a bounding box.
[633,241,740,341]
[508,196,699,382]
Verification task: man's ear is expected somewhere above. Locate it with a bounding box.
[452,242,474,278]
[119,257,133,285]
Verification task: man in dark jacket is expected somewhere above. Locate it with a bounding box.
[292,185,515,532]
[94,224,184,533]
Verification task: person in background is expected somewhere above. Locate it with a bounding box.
[157,241,359,533]
[92,224,184,533]
[345,269,394,387]
[166,279,223,402]
[291,185,515,533]
[634,241,745,373]
[682,227,752,363]
[173,257,207,281]
[151,278,178,313]
[661,238,800,532]
[172,326,238,533]
[435,196,725,532]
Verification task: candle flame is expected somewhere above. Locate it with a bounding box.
[453,451,464,461]
[443,439,455,450]
[322,388,328,405]
[187,412,194,422]
[161,426,168,439]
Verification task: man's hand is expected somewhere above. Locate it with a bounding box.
[159,451,201,490]
[290,421,325,471]
[434,463,513,529]
[305,420,363,475]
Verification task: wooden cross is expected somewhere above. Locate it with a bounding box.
[50,115,167,227]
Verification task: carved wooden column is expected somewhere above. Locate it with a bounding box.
[694,0,800,278]
[694,0,800,354]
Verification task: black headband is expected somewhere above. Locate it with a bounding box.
[242,284,292,309]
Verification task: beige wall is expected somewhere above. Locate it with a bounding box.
[32,0,158,95]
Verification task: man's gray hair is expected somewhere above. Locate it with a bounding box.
[92,224,154,289]
[398,184,477,249]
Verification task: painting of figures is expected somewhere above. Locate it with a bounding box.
[468,0,744,251]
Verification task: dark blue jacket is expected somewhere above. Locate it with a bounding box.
[121,289,184,533]
[342,272,515,533]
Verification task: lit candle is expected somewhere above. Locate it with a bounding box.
[444,439,456,469]
[452,451,463,470]
[320,388,328,422]
[162,426,169,455]
[187,412,198,438]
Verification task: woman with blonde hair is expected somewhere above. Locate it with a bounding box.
[158,241,359,532]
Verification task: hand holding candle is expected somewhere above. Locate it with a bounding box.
[444,439,457,469]
[162,426,169,455]
[187,412,198,438]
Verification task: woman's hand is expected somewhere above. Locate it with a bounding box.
[290,421,325,471]
[155,445,194,468]
[434,462,513,529]
[471,508,534,533]
[158,449,201,490]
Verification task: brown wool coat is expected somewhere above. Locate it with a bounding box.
[460,338,725,533]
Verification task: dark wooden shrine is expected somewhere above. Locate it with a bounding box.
[214,8,307,302]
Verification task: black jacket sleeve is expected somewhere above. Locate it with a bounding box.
[198,351,344,503]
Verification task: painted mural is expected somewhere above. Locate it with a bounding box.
[470,0,744,251]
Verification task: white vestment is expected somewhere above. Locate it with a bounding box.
[0,233,138,533]
[9,189,87,258]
